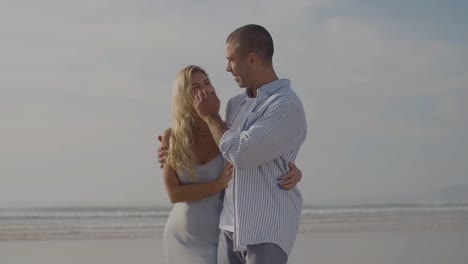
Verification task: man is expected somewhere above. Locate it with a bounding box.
[159,24,306,263]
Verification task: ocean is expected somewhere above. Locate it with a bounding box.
[2,204,468,241]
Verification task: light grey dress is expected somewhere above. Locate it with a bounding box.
[163,154,225,264]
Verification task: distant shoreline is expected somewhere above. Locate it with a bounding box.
[1,201,468,210]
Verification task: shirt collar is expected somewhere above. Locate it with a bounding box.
[245,78,290,98]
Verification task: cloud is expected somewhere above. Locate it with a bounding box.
[282,15,468,97]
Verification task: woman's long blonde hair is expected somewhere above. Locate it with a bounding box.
[167,65,208,180]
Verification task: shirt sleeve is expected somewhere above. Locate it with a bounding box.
[220,98,306,168]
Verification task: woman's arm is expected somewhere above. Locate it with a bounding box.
[162,162,233,203]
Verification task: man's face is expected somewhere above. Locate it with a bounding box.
[225,41,250,88]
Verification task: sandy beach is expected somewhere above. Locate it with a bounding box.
[2,220,467,264]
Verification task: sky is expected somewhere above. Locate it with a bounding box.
[1,0,467,207]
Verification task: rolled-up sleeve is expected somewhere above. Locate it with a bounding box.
[220,99,306,168]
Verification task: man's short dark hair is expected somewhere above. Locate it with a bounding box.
[226,24,274,63]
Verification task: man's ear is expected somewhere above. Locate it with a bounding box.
[248,52,257,64]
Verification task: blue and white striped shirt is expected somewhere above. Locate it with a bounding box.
[220,78,307,256]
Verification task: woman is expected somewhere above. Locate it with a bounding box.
[162,65,231,263]
[162,65,300,263]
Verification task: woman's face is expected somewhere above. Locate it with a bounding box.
[190,71,214,95]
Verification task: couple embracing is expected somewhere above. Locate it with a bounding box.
[157,24,307,264]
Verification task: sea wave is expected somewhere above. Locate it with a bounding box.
[0,209,170,219]
[301,205,468,217]
[1,205,467,241]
